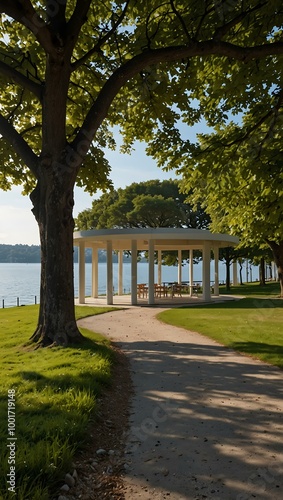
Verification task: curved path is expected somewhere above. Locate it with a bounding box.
[80,307,283,500]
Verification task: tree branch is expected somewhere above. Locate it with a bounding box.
[170,0,191,42]
[144,4,170,50]
[0,60,42,100]
[0,113,39,176]
[0,0,54,55]
[72,39,283,158]
[213,1,268,41]
[70,0,131,71]
[47,0,67,30]
[222,87,283,150]
[19,123,41,137]
[194,4,215,41]
[69,79,95,104]
[66,0,92,50]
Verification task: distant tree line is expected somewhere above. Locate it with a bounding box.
[0,245,131,264]
[0,244,41,263]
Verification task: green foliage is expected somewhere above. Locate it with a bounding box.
[1,2,283,339]
[177,122,283,247]
[144,67,283,284]
[1,1,283,193]
[0,305,115,499]
[75,178,210,230]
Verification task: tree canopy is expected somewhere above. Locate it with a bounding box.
[178,125,283,244]
[75,178,210,265]
[1,1,283,345]
[1,1,283,195]
[163,109,283,294]
[75,179,210,230]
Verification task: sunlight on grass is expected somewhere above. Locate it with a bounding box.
[158,294,283,369]
[219,280,280,297]
[0,305,116,499]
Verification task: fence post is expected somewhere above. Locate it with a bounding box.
[17,297,19,307]
[35,296,37,305]
[2,299,4,309]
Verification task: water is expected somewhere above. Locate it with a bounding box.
[0,261,258,308]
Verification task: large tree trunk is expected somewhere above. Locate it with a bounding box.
[29,166,84,347]
[266,240,283,297]
[26,43,85,347]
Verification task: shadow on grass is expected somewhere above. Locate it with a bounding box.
[219,281,280,296]
[196,297,283,310]
[20,333,114,392]
[230,341,283,366]
[20,367,111,394]
[0,332,116,499]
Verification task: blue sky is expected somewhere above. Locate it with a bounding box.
[0,117,210,245]
[0,142,179,245]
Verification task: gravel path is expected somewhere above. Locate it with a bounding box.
[80,307,283,500]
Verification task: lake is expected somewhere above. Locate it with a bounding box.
[0,261,258,308]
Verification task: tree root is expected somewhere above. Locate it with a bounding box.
[30,322,85,348]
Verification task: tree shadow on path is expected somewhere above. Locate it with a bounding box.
[121,338,283,500]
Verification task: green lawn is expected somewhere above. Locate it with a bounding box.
[219,280,281,297]
[0,305,116,500]
[158,282,283,369]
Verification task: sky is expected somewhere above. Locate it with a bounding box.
[0,142,179,245]
[0,116,210,246]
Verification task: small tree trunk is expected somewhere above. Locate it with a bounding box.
[239,261,243,285]
[266,240,283,298]
[225,248,231,291]
[259,258,266,286]
[267,262,272,280]
[29,167,85,347]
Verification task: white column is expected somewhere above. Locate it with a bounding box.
[233,260,238,286]
[118,250,123,295]
[213,247,219,296]
[202,241,211,301]
[92,246,98,298]
[246,258,249,283]
[148,239,155,305]
[131,240,138,305]
[106,240,113,305]
[158,250,162,285]
[78,241,85,304]
[273,261,278,281]
[178,249,182,284]
[189,249,193,297]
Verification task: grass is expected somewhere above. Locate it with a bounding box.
[0,304,117,500]
[219,280,281,297]
[158,281,283,369]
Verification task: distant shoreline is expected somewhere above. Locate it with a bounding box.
[0,244,133,264]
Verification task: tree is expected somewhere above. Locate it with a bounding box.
[218,244,273,290]
[175,122,283,296]
[75,179,210,229]
[1,1,283,345]
[218,246,247,291]
[76,178,210,265]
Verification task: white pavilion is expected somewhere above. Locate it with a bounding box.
[73,228,239,305]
